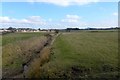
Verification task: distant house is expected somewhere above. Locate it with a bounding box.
[0,28,12,35]
[0,27,59,34]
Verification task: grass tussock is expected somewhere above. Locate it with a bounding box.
[26,46,51,78]
[2,36,48,77]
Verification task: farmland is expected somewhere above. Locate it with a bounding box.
[2,30,119,79]
[2,32,44,46]
[0,35,2,78]
[0,35,2,46]
[39,30,119,78]
[2,32,53,78]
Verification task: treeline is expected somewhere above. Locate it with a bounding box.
[1,27,119,34]
[64,27,119,32]
[66,27,119,30]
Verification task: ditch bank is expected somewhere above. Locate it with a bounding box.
[24,33,60,78]
[3,33,60,78]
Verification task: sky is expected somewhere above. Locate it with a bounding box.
[0,0,119,29]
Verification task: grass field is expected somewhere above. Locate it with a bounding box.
[2,31,119,79]
[2,32,44,46]
[0,35,2,78]
[39,31,118,78]
[0,35,2,46]
[2,32,50,77]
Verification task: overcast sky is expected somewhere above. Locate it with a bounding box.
[0,0,119,29]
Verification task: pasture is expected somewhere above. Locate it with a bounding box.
[2,30,119,79]
[0,35,2,46]
[0,35,2,78]
[39,30,118,78]
[2,32,51,77]
[2,32,44,46]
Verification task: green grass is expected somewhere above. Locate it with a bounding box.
[40,31,118,78]
[2,32,43,46]
[2,31,119,78]
[0,35,2,46]
[0,35,2,67]
[2,32,48,77]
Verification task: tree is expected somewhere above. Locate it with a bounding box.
[55,29,59,34]
[7,27,13,30]
[38,28,41,31]
[7,27,16,32]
